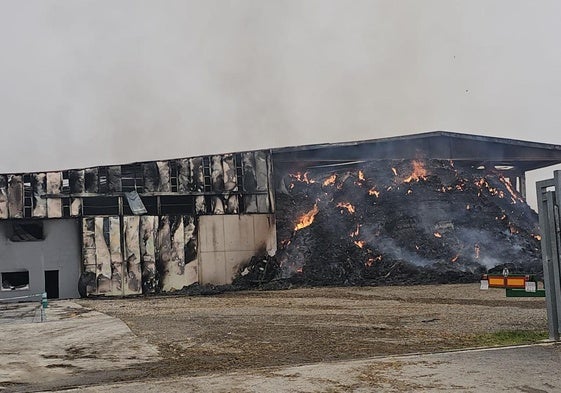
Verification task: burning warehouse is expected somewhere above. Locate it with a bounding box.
[1,131,560,299]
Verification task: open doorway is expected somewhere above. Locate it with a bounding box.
[44,270,59,299]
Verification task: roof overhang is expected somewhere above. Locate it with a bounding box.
[272,131,561,172]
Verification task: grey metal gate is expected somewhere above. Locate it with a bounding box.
[536,170,561,340]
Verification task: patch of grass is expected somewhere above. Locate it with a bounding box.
[472,330,548,347]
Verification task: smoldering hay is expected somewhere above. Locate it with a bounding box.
[236,159,542,287]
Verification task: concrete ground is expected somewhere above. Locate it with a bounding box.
[35,344,561,393]
[0,300,159,391]
[0,288,557,392]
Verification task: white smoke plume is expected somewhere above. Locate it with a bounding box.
[1,1,561,208]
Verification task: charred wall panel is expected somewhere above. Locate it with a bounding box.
[7,175,23,218]
[143,162,159,193]
[70,198,82,216]
[142,161,171,193]
[255,151,268,192]
[212,196,225,214]
[242,152,257,192]
[189,157,205,192]
[140,216,158,293]
[183,215,199,286]
[184,215,198,263]
[242,152,258,213]
[211,156,224,192]
[157,161,171,192]
[244,195,258,213]
[46,172,62,218]
[156,216,172,290]
[69,169,85,193]
[177,159,190,193]
[164,215,196,291]
[82,218,97,294]
[0,175,8,219]
[170,216,185,276]
[123,216,142,294]
[94,217,112,293]
[109,216,123,293]
[84,168,99,193]
[195,195,206,214]
[226,195,239,214]
[31,173,47,218]
[107,166,122,193]
[223,154,237,191]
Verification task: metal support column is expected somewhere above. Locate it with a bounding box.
[519,174,527,200]
[536,170,561,340]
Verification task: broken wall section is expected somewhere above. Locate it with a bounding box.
[0,150,274,221]
[82,215,199,296]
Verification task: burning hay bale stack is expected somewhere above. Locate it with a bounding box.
[269,159,541,286]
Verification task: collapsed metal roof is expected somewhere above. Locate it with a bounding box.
[272,131,561,172]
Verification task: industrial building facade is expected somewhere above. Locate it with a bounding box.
[3,131,561,300]
[0,151,276,299]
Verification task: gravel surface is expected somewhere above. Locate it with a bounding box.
[78,283,547,379]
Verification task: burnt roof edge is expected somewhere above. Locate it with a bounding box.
[271,131,561,155]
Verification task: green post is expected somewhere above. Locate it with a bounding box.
[41,292,48,309]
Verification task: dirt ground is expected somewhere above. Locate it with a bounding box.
[77,283,547,380]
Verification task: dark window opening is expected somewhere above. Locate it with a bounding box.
[121,164,144,193]
[203,156,212,192]
[97,167,108,194]
[61,197,71,217]
[123,195,158,215]
[1,271,30,291]
[169,160,179,192]
[23,174,33,218]
[82,197,120,216]
[61,171,70,193]
[160,195,194,215]
[10,221,44,241]
[235,153,244,191]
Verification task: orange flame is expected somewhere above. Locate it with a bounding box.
[351,224,360,237]
[476,178,505,199]
[404,160,428,183]
[323,174,336,186]
[406,189,413,195]
[391,167,398,176]
[365,255,382,267]
[434,232,442,238]
[290,172,316,184]
[368,187,380,197]
[354,240,366,248]
[499,176,524,204]
[451,254,459,262]
[337,202,356,214]
[357,170,366,183]
[294,203,319,231]
[532,234,542,241]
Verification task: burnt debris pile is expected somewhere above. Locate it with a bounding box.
[259,159,542,286]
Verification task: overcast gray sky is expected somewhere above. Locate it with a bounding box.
[1,0,560,207]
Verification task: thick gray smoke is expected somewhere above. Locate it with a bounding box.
[1,1,561,208]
